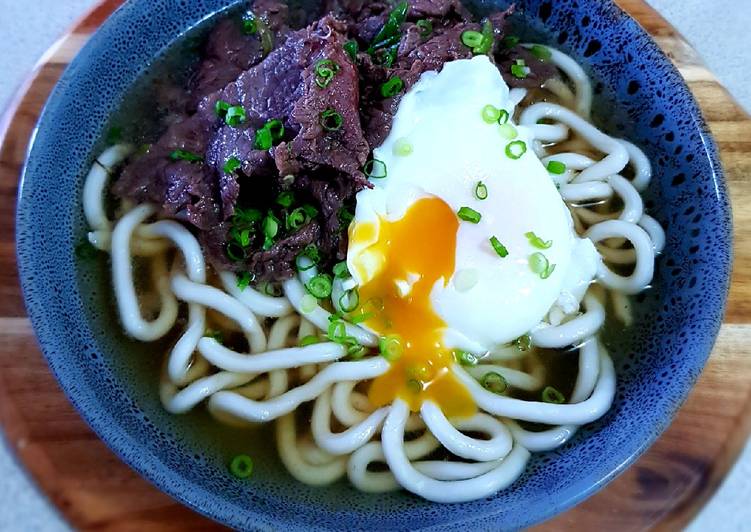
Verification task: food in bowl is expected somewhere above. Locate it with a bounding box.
[80,0,664,503]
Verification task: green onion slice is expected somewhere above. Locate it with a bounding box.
[489,236,508,258]
[530,44,552,61]
[499,123,518,140]
[505,140,527,159]
[454,350,479,366]
[525,231,553,249]
[307,274,333,299]
[262,213,279,250]
[503,35,520,48]
[528,252,557,279]
[381,76,404,98]
[481,372,508,394]
[254,127,273,150]
[225,105,247,127]
[215,100,231,117]
[229,454,254,479]
[542,386,565,404]
[169,150,203,163]
[314,59,340,89]
[241,11,258,35]
[364,159,387,179]
[224,156,242,174]
[320,108,343,131]
[416,19,433,38]
[333,261,350,279]
[510,59,528,79]
[461,30,484,50]
[515,334,532,351]
[296,244,320,272]
[286,208,307,231]
[344,40,359,61]
[547,160,567,175]
[205,329,224,344]
[276,191,294,208]
[457,206,482,224]
[482,104,501,124]
[369,1,408,54]
[338,288,360,313]
[379,335,404,362]
[351,312,373,325]
[498,109,510,125]
[475,181,488,200]
[237,271,252,291]
[300,335,321,347]
[393,137,413,157]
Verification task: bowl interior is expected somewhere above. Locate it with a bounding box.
[16,0,731,529]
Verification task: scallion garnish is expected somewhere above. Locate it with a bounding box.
[368,1,408,54]
[266,119,284,141]
[498,123,518,140]
[393,137,413,156]
[276,191,294,208]
[344,40,359,61]
[416,19,433,38]
[205,329,224,344]
[262,213,279,250]
[454,350,478,366]
[314,59,340,89]
[379,335,404,362]
[224,156,242,174]
[333,261,350,278]
[542,386,565,404]
[241,11,258,35]
[169,150,204,163]
[351,312,373,324]
[306,274,333,299]
[338,287,360,312]
[482,104,501,124]
[229,454,254,479]
[547,160,567,175]
[237,271,253,291]
[529,252,556,279]
[296,244,320,272]
[461,19,494,54]
[286,207,313,231]
[381,76,404,98]
[516,334,531,351]
[489,236,508,258]
[511,58,528,79]
[481,372,508,394]
[320,108,343,131]
[505,140,527,159]
[525,231,553,249]
[457,206,482,224]
[300,335,321,347]
[406,378,423,394]
[498,109,510,124]
[225,105,247,127]
[254,128,273,150]
[503,35,520,48]
[461,30,484,51]
[530,44,552,61]
[215,100,230,117]
[364,159,387,179]
[475,181,488,200]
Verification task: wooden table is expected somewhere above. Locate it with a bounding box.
[1,1,749,529]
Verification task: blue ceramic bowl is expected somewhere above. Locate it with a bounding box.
[16,0,732,529]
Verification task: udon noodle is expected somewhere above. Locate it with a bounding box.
[83,44,663,503]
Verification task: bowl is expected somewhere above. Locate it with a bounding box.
[15,0,732,529]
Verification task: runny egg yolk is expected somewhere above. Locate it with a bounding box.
[349,196,476,418]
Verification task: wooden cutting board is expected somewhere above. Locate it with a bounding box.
[1,1,749,530]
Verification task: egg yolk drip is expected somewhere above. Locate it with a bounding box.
[349,197,476,418]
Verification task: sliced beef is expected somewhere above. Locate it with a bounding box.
[249,221,321,280]
[498,46,559,89]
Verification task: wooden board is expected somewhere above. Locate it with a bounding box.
[0,1,749,530]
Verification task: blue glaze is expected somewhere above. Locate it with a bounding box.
[15,0,732,529]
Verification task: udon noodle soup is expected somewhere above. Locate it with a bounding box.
[81,1,663,503]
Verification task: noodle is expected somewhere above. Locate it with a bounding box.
[82,41,663,503]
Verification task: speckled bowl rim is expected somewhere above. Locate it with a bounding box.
[15,0,732,530]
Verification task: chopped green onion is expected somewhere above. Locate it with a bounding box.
[75,240,99,260]
[475,181,488,200]
[547,160,567,175]
[262,213,279,250]
[529,252,556,279]
[338,288,360,313]
[498,123,518,140]
[276,191,294,208]
[525,231,553,249]
[241,11,258,35]
[256,16,273,57]
[489,236,508,258]
[530,44,552,61]
[300,293,318,313]
[369,1,408,54]
[505,140,527,159]
[364,159,387,179]
[482,104,501,124]
[307,274,333,299]
[205,329,224,344]
[333,261,349,279]
[265,119,284,141]
[516,334,531,351]
[457,206,482,224]
[406,379,423,394]
[338,207,355,228]
[416,19,433,38]
[373,45,399,68]
[262,282,280,297]
[225,105,247,127]
[226,242,247,262]
[461,30,484,50]
[347,343,367,359]
[498,109,510,125]
[461,19,494,55]
[454,350,478,366]
[366,297,385,312]
[229,454,254,479]
[542,386,565,404]
[503,35,520,48]
[327,317,347,342]
[169,150,203,163]
[296,244,320,271]
[254,127,273,150]
[379,335,404,362]
[511,59,528,79]
[300,335,321,347]
[344,40,359,61]
[303,204,318,218]
[224,156,242,174]
[320,108,343,131]
[481,372,508,394]
[286,208,307,230]
[314,59,340,89]
[393,137,413,157]
[215,100,231,117]
[237,271,252,291]
[380,76,404,98]
[351,312,373,324]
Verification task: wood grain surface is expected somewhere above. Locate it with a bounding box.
[1,0,749,530]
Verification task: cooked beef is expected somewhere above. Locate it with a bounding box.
[113,0,558,283]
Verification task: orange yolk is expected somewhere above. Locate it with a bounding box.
[349,197,476,418]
